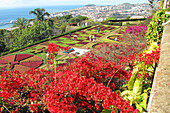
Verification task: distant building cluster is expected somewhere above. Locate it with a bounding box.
[50,3,154,21]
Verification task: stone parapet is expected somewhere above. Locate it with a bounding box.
[147,23,170,113]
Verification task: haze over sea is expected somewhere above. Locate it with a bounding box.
[0,5,83,29]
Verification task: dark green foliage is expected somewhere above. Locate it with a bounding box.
[60,15,73,20]
[148,0,155,9]
[125,16,131,20]
[0,29,7,40]
[13,17,27,29]
[0,41,6,52]
[106,16,117,21]
[69,18,80,23]
[76,16,88,21]
[8,20,53,49]
[60,15,88,23]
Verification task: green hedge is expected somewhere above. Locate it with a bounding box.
[0,26,92,57]
[107,18,146,22]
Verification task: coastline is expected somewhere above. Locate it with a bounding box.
[0,5,83,30]
[4,27,19,31]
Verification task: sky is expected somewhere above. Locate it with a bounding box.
[0,0,149,9]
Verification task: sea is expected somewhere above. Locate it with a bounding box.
[0,5,83,29]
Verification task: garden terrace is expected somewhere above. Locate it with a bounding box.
[0,24,148,73]
[0,25,121,72]
[0,20,164,112]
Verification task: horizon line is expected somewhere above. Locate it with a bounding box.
[0,2,149,10]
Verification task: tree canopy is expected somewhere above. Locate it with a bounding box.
[29,8,50,21]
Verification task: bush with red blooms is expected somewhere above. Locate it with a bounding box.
[90,42,146,65]
[0,44,160,112]
[48,43,71,59]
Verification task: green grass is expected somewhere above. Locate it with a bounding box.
[48,40,60,44]
[78,34,89,37]
[58,37,69,40]
[101,38,119,43]
[83,40,90,42]
[60,40,79,44]
[109,34,123,36]
[74,44,84,47]
[56,43,69,47]
[58,60,67,64]
[77,37,88,40]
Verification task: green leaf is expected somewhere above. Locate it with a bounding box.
[133,76,143,96]
[101,109,112,113]
[135,102,144,112]
[1,107,4,112]
[127,68,138,90]
[140,93,149,110]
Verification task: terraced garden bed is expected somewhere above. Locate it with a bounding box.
[85,25,119,32]
[0,54,43,72]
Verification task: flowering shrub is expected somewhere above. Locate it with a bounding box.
[126,25,147,37]
[90,42,146,65]
[0,63,137,113]
[0,45,161,113]
[121,48,160,112]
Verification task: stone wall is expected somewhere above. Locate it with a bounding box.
[147,23,170,112]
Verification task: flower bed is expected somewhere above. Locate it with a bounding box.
[107,35,123,41]
[30,47,47,54]
[0,54,43,72]
[20,61,43,69]
[86,25,118,32]
[0,59,8,64]
[1,55,16,62]
[92,43,103,48]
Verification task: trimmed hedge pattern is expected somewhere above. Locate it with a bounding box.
[0,54,43,72]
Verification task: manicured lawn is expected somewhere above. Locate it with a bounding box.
[73,44,84,47]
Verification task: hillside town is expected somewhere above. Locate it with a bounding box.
[50,3,154,21]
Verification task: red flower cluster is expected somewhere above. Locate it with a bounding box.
[48,44,71,59]
[0,43,160,112]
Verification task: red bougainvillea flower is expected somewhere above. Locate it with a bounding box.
[48,43,71,60]
[0,41,160,113]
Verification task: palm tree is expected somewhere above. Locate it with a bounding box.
[13,17,27,29]
[29,8,50,21]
